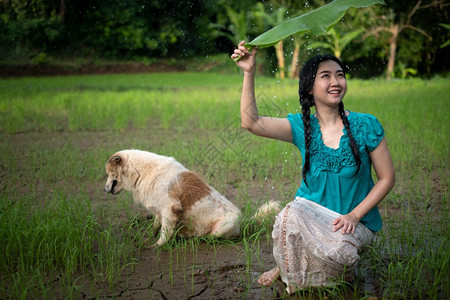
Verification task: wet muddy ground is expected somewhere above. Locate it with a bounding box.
[75,242,280,299]
[2,121,381,300]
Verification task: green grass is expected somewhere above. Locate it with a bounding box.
[0,73,448,299]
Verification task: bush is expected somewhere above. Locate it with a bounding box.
[0,16,65,59]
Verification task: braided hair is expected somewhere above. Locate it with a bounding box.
[298,55,361,186]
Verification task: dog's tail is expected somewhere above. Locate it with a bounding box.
[251,200,282,222]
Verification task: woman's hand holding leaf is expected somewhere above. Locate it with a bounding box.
[231,41,257,73]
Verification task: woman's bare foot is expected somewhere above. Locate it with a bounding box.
[258,266,280,286]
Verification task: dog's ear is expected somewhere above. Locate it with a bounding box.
[109,155,122,167]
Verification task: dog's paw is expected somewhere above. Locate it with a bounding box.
[146,243,158,250]
[152,239,165,248]
[142,242,159,250]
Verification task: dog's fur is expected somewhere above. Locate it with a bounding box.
[104,149,280,246]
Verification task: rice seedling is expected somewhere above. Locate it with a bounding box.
[0,73,448,299]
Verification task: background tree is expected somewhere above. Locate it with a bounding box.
[289,33,309,79]
[363,0,449,79]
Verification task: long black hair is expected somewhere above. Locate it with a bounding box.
[298,55,361,186]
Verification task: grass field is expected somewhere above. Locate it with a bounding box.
[0,72,448,299]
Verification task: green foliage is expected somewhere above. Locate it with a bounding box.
[0,16,65,58]
[67,0,223,59]
[0,0,448,77]
[0,0,221,60]
[394,62,417,79]
[209,4,249,45]
[439,23,450,48]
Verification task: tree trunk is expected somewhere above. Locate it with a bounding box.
[274,40,285,79]
[290,43,300,79]
[334,49,341,61]
[60,0,66,20]
[387,24,399,80]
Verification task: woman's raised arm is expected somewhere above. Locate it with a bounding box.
[231,41,292,142]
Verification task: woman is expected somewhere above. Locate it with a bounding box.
[231,41,395,293]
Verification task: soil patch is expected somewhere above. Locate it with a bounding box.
[70,242,280,300]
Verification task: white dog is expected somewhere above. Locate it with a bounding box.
[104,149,280,246]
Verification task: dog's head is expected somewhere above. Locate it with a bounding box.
[104,153,126,195]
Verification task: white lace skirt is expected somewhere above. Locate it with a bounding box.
[272,197,374,294]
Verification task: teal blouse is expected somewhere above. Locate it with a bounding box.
[287,111,385,232]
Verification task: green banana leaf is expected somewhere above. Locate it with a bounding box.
[246,0,384,49]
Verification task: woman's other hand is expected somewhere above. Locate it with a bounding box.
[332,212,360,235]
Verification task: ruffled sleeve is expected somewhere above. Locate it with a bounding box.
[352,113,385,152]
[287,113,305,150]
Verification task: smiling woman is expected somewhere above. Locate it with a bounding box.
[231,42,395,293]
